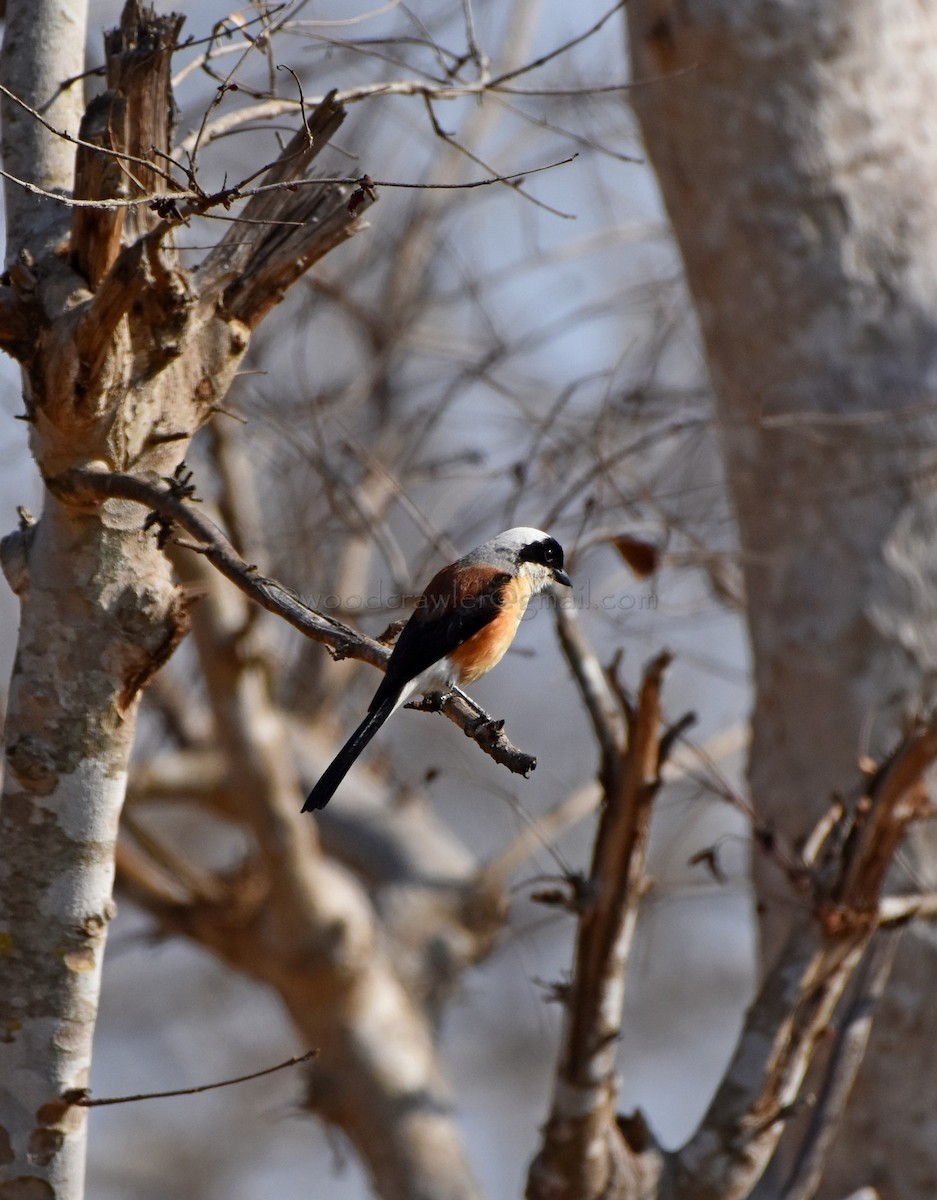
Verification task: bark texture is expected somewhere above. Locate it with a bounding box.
[628,3,937,1196]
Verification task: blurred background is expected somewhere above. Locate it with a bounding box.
[0,1,756,1195]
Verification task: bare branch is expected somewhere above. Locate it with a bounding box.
[0,80,185,193]
[66,1050,316,1107]
[422,93,575,219]
[781,931,902,1200]
[0,151,578,217]
[674,720,937,1200]
[49,466,540,779]
[197,90,367,326]
[878,892,937,924]
[554,601,627,781]
[527,652,672,1200]
[178,2,631,154]
[145,507,485,1199]
[489,0,628,89]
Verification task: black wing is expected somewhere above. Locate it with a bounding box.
[375,568,510,700]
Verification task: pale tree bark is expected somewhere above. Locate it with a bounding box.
[0,4,133,1196]
[0,3,370,1196]
[1,0,86,260]
[628,3,937,1196]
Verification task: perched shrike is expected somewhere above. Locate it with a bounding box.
[303,527,571,811]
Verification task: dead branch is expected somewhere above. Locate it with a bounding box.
[102,1,185,241]
[525,627,937,1200]
[67,1051,316,1107]
[49,465,540,779]
[194,89,369,326]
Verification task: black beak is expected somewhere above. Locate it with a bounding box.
[552,567,572,587]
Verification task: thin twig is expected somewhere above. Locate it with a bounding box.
[171,9,282,88]
[276,63,312,139]
[482,782,601,886]
[423,94,574,219]
[0,81,188,192]
[178,2,633,154]
[460,0,489,80]
[0,154,577,213]
[487,0,627,89]
[67,1050,317,1107]
[187,17,274,171]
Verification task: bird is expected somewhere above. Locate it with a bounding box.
[303,527,571,811]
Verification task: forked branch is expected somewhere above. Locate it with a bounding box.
[529,604,937,1200]
[673,719,937,1200]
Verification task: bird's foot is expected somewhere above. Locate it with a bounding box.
[449,685,494,722]
[408,688,499,728]
[407,691,449,713]
[469,714,504,733]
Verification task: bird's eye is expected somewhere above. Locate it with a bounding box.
[519,538,564,568]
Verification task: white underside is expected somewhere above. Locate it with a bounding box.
[392,659,456,714]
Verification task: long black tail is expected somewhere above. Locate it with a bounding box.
[302,689,400,811]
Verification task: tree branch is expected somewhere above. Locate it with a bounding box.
[49,466,540,779]
[195,88,367,326]
[526,652,674,1200]
[66,1050,316,1108]
[136,504,484,1199]
[781,930,902,1200]
[673,720,937,1200]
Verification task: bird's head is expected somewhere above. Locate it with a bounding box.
[481,527,572,591]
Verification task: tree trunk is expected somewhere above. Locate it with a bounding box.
[627,3,937,1195]
[0,4,101,1195]
[1,3,255,1194]
[0,497,181,1198]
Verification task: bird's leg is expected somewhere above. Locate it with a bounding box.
[406,691,449,713]
[449,687,506,733]
[448,685,495,723]
[407,687,502,731]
